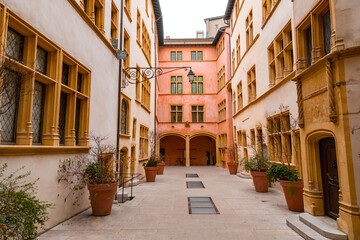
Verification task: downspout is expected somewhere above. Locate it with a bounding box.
[116,0,124,173]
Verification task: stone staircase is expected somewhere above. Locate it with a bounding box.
[116,177,145,203]
[287,213,347,240]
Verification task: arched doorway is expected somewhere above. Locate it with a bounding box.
[189,136,216,166]
[160,135,186,165]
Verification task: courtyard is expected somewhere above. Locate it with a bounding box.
[39,166,302,240]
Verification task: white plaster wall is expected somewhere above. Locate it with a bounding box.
[293,0,317,26]
[344,56,360,209]
[0,0,120,230]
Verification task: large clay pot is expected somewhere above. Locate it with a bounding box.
[87,182,118,216]
[157,162,165,175]
[280,180,304,212]
[250,171,269,192]
[144,166,158,182]
[227,162,239,175]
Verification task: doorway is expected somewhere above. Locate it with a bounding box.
[319,137,339,219]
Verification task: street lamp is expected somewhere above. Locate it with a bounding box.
[122,67,195,87]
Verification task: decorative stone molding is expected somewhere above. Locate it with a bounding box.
[296,79,304,128]
[326,60,338,123]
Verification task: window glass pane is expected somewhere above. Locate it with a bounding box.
[198,112,204,122]
[305,26,312,67]
[36,47,48,75]
[171,112,176,122]
[171,51,176,61]
[192,112,197,122]
[197,51,203,60]
[191,83,196,94]
[177,76,182,82]
[177,113,182,122]
[177,83,182,94]
[171,83,176,94]
[171,76,176,81]
[75,98,81,145]
[62,63,69,85]
[198,106,204,111]
[323,11,331,55]
[32,81,46,144]
[0,70,21,143]
[171,106,176,111]
[6,28,24,62]
[177,52,182,61]
[198,83,203,94]
[191,51,196,61]
[59,92,67,145]
[192,106,197,111]
[121,100,128,134]
[177,106,182,110]
[77,73,83,92]
[198,76,203,81]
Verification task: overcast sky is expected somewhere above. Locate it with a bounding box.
[159,0,229,39]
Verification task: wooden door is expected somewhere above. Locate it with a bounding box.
[319,137,339,219]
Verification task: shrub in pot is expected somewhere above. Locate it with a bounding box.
[267,164,304,212]
[143,156,158,182]
[243,152,269,192]
[156,154,165,175]
[58,135,119,216]
[227,160,239,175]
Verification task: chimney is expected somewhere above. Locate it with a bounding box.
[196,31,204,39]
[165,36,171,39]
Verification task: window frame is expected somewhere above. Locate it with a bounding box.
[170,105,183,123]
[191,105,204,123]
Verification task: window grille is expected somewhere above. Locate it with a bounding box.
[6,28,24,62]
[59,92,67,145]
[36,46,48,75]
[32,81,45,144]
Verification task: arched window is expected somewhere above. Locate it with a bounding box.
[121,100,128,134]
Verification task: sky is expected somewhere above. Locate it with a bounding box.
[159,0,229,39]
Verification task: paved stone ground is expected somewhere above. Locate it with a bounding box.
[39,166,303,240]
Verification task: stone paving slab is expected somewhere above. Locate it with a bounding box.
[39,166,303,240]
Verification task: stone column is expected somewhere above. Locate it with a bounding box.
[185,135,190,167]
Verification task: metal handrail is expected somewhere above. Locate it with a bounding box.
[118,173,143,203]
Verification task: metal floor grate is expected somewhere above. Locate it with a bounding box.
[186,173,199,178]
[188,197,219,215]
[186,181,205,189]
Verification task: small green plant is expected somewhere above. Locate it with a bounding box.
[266,164,299,183]
[243,151,269,172]
[0,163,53,240]
[142,155,158,167]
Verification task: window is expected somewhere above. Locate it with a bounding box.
[170,105,183,122]
[268,21,293,86]
[242,130,248,162]
[142,21,151,61]
[262,0,280,24]
[237,130,242,146]
[250,129,255,147]
[217,38,225,57]
[218,100,226,122]
[247,66,256,103]
[124,0,131,20]
[237,81,243,110]
[267,112,294,164]
[191,75,203,94]
[256,127,264,152]
[170,76,183,94]
[132,118,137,140]
[219,133,227,148]
[233,92,236,114]
[110,1,119,42]
[94,0,105,33]
[170,51,182,61]
[139,125,149,159]
[217,66,225,90]
[124,30,130,69]
[191,106,204,123]
[245,10,253,49]
[191,51,203,61]
[137,10,141,42]
[236,35,240,64]
[121,99,129,135]
[1,9,91,148]
[141,72,151,110]
[145,0,149,15]
[135,65,141,100]
[232,49,235,74]
[296,1,332,70]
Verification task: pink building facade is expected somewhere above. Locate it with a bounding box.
[157,28,234,168]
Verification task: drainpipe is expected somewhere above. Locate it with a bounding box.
[116,0,124,176]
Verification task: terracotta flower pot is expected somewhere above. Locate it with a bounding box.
[227,162,239,175]
[156,162,165,175]
[144,166,158,182]
[250,171,269,192]
[279,180,304,212]
[87,182,118,216]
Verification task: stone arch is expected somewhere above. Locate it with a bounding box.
[189,131,217,140]
[159,131,186,140]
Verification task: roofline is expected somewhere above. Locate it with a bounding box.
[224,0,235,20]
[152,0,164,45]
[204,15,224,22]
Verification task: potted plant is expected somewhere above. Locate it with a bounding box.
[226,146,239,175]
[243,151,269,192]
[143,155,158,182]
[156,154,165,175]
[267,164,304,211]
[58,135,119,216]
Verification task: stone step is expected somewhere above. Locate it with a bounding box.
[116,193,131,203]
[299,213,347,240]
[237,172,252,179]
[287,215,331,240]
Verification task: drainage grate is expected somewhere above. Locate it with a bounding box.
[188,197,219,215]
[186,181,205,189]
[186,173,199,178]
